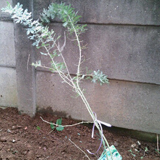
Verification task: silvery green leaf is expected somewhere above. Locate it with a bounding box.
[63,22,68,27]
[40,52,47,56]
[92,70,109,85]
[32,61,41,68]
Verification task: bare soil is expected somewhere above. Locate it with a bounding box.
[0,107,160,160]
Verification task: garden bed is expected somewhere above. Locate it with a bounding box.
[0,107,159,160]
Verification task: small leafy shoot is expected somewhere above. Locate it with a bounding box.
[56,118,62,125]
[92,70,109,85]
[50,118,64,131]
[1,2,111,158]
[36,126,41,130]
[56,125,64,131]
[50,122,55,130]
[56,118,64,131]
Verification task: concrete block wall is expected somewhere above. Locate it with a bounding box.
[0,0,18,108]
[0,0,160,134]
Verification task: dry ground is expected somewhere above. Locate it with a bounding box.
[0,107,160,160]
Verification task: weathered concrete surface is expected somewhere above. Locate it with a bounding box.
[37,23,160,84]
[14,24,36,116]
[36,71,92,120]
[83,25,160,84]
[14,25,36,116]
[33,0,160,25]
[0,21,15,67]
[11,0,36,117]
[36,71,160,134]
[0,67,18,107]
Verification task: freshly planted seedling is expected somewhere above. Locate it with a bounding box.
[36,126,41,130]
[2,2,114,159]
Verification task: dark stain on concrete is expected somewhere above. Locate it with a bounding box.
[37,106,69,118]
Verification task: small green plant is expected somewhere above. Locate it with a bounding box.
[129,141,149,159]
[2,2,112,159]
[36,126,41,130]
[50,118,64,131]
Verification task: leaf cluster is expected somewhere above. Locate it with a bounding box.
[40,3,87,35]
[50,118,64,131]
[2,2,111,158]
[92,70,109,85]
[1,2,56,48]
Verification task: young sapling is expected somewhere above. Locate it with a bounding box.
[2,2,114,159]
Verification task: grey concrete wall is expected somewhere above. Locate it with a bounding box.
[35,0,160,134]
[14,23,36,116]
[0,68,17,107]
[0,21,15,67]
[37,23,160,84]
[33,0,160,25]
[12,0,36,116]
[0,0,160,134]
[37,73,160,133]
[0,0,17,108]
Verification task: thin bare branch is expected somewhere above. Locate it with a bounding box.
[40,116,92,128]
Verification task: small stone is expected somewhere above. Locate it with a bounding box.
[43,146,47,151]
[24,126,28,130]
[114,141,119,147]
[11,125,22,130]
[7,129,12,133]
[137,141,141,146]
[131,143,136,148]
[23,150,28,155]
[11,126,16,130]
[0,137,7,142]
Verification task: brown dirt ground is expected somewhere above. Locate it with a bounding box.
[0,107,160,160]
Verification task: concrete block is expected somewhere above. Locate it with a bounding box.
[37,23,160,85]
[82,25,160,85]
[36,71,160,134]
[0,21,15,67]
[36,71,91,120]
[90,80,160,134]
[0,67,18,107]
[14,24,36,116]
[33,0,160,25]
[9,0,36,116]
